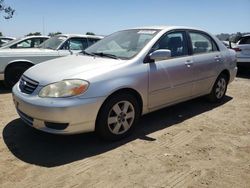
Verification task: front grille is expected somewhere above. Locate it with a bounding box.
[19,75,39,94]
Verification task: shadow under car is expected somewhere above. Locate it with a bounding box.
[3,96,232,167]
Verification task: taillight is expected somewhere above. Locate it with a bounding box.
[232,48,241,52]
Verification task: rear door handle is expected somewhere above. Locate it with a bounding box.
[214,56,221,62]
[185,60,193,67]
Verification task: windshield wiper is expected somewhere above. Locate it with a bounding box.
[92,52,119,59]
[80,50,95,56]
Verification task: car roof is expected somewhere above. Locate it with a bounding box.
[58,34,103,39]
[0,36,16,40]
[242,34,250,37]
[130,25,202,31]
[22,35,50,39]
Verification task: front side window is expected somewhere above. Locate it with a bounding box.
[189,32,218,54]
[87,38,100,46]
[151,31,188,57]
[61,38,88,50]
[85,29,159,59]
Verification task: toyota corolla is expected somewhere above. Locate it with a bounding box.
[12,26,237,140]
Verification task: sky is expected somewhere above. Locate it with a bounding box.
[0,0,250,37]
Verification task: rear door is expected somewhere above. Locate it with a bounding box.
[188,31,221,96]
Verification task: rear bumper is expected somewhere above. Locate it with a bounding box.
[237,57,250,63]
[229,67,238,83]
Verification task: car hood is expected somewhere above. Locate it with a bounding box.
[24,54,125,85]
[0,48,56,56]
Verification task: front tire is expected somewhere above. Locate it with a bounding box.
[96,93,140,141]
[208,74,228,102]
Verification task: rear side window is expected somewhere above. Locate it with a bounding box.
[239,36,250,44]
[189,32,219,54]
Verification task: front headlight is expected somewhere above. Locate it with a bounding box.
[39,79,89,98]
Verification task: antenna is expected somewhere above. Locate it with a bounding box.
[42,17,45,35]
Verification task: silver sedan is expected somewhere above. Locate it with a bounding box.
[12,26,237,140]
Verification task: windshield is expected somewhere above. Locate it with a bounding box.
[85,29,159,59]
[39,36,67,50]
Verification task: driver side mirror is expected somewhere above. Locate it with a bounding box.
[149,49,171,62]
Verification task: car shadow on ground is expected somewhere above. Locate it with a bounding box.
[0,81,11,94]
[237,67,250,79]
[3,96,232,168]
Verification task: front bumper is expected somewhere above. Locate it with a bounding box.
[12,84,106,134]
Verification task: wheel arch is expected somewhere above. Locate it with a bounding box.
[4,60,34,73]
[220,69,230,82]
[95,87,143,129]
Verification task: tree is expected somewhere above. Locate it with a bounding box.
[26,32,42,36]
[0,32,2,36]
[48,32,62,37]
[86,32,95,35]
[0,0,15,19]
[229,32,242,43]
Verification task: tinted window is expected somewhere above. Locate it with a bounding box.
[62,38,88,50]
[88,38,100,46]
[151,31,188,57]
[189,32,218,54]
[239,36,250,44]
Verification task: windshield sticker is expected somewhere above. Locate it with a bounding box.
[137,30,156,34]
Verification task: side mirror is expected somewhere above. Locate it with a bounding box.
[149,49,171,61]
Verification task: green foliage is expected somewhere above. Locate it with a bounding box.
[48,32,62,37]
[26,32,42,36]
[0,0,15,19]
[0,32,2,36]
[86,32,95,35]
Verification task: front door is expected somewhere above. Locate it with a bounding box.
[148,31,195,109]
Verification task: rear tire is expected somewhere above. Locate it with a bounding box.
[208,74,228,103]
[96,93,140,141]
[4,63,31,88]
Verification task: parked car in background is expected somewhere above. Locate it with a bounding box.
[0,34,103,87]
[12,26,237,140]
[0,37,16,47]
[0,35,49,49]
[232,34,250,67]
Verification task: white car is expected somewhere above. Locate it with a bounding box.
[0,35,49,49]
[0,36,16,47]
[232,34,250,67]
[0,34,103,87]
[12,26,237,140]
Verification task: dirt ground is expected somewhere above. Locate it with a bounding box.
[0,70,250,188]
